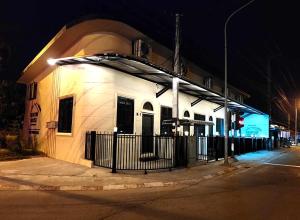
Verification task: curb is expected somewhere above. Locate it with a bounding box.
[0,163,246,191]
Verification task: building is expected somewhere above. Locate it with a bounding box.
[18,19,268,167]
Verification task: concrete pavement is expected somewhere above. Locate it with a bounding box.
[0,149,288,191]
[0,147,299,219]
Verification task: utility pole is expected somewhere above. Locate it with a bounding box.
[173,13,181,135]
[224,0,255,165]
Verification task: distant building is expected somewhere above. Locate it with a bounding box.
[18,19,267,166]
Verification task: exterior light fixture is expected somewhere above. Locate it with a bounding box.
[47,58,56,66]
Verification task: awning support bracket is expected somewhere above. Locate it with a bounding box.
[156,86,169,98]
[191,97,203,107]
[214,105,224,112]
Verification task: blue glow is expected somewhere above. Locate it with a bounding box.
[240,114,269,138]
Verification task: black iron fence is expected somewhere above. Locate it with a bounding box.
[85,132,185,172]
[196,136,270,162]
[85,131,273,172]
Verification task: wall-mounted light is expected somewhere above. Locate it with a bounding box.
[47,58,56,66]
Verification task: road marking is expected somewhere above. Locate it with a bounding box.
[264,162,300,168]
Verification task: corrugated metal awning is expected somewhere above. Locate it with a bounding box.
[50,53,266,115]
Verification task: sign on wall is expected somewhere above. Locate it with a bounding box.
[240,113,269,138]
[29,102,41,134]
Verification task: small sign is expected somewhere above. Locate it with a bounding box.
[46,121,57,129]
[29,102,41,134]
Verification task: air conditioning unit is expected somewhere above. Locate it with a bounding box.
[133,39,151,59]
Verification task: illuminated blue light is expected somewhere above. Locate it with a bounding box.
[240,114,269,138]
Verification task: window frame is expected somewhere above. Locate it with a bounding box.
[56,95,75,136]
[183,110,190,118]
[142,101,154,112]
[28,82,37,100]
[160,105,173,136]
[203,76,212,89]
[116,96,135,134]
[216,118,224,136]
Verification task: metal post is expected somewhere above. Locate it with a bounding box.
[112,131,117,173]
[173,13,181,135]
[90,131,96,163]
[224,0,255,165]
[295,99,298,146]
[231,113,235,157]
[172,77,179,134]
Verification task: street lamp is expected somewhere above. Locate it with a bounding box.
[224,0,255,165]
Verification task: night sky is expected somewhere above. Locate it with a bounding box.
[0,0,299,125]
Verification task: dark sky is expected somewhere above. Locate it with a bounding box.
[0,0,299,125]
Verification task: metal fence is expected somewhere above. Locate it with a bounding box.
[85,132,178,172]
[196,136,270,162]
[85,131,272,172]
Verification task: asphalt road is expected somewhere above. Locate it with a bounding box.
[0,148,300,220]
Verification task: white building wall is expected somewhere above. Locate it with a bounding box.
[28,63,225,166]
[23,30,226,166]
[79,64,225,136]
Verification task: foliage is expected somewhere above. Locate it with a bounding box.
[0,80,26,130]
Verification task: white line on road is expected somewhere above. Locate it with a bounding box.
[264,162,300,168]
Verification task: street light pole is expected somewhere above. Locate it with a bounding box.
[173,13,181,136]
[224,0,255,165]
[295,98,298,145]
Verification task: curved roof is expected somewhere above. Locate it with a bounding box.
[18,19,150,83]
[18,18,250,100]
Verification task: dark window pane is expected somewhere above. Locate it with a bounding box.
[58,97,74,133]
[216,118,224,136]
[184,111,190,118]
[160,106,172,136]
[143,102,153,111]
[117,97,134,134]
[209,116,213,136]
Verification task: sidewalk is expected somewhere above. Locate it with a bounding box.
[0,149,289,191]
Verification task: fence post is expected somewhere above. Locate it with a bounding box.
[185,135,188,167]
[215,137,219,161]
[85,132,88,159]
[90,131,96,162]
[112,130,118,173]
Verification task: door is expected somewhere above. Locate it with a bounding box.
[194,114,206,136]
[194,114,207,157]
[142,114,154,153]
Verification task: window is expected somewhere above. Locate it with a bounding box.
[209,116,213,136]
[28,82,37,100]
[160,106,172,136]
[229,90,235,99]
[204,77,212,89]
[117,96,134,134]
[143,102,153,111]
[216,118,224,136]
[194,114,205,136]
[236,94,244,103]
[184,111,190,118]
[58,97,74,133]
